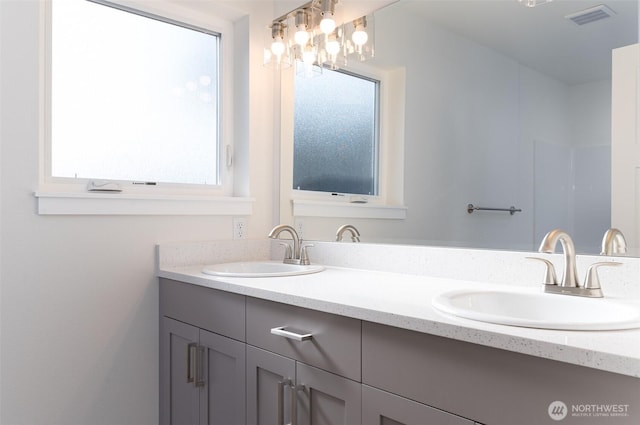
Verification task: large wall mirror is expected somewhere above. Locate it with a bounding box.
[281,0,639,256]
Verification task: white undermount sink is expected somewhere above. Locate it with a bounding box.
[432,288,640,331]
[202,261,325,278]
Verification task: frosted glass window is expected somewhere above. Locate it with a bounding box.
[293,69,379,195]
[51,0,219,185]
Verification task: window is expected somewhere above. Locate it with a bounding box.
[293,69,379,196]
[37,0,250,215]
[49,0,220,187]
[279,63,407,221]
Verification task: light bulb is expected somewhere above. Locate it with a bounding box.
[269,22,287,60]
[326,39,340,55]
[293,10,309,46]
[303,48,316,65]
[320,16,336,34]
[294,28,309,46]
[352,18,369,47]
[352,28,368,46]
[271,37,285,57]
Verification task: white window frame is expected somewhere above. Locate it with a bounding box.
[279,61,407,220]
[35,0,252,215]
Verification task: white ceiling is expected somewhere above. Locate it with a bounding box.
[386,0,639,84]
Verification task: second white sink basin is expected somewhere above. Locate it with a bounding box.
[202,261,324,278]
[432,289,640,331]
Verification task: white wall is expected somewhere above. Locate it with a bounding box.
[569,81,612,252]
[522,67,572,247]
[529,78,612,252]
[611,44,640,255]
[0,1,277,423]
[531,80,612,252]
[360,2,574,250]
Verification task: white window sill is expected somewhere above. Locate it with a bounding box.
[292,199,407,220]
[34,191,254,216]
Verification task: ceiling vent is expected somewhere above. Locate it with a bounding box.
[565,4,616,26]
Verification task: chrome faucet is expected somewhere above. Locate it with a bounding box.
[601,228,627,256]
[268,224,312,265]
[531,229,621,298]
[336,224,361,242]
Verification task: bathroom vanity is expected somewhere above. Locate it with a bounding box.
[157,240,640,425]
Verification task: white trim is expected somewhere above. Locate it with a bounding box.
[35,191,253,215]
[292,199,406,219]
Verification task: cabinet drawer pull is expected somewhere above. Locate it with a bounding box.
[187,342,197,383]
[270,326,313,342]
[291,384,301,425]
[195,345,206,388]
[277,380,285,425]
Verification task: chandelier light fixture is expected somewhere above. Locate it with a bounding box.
[263,0,375,75]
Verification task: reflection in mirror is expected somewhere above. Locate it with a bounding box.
[361,0,638,254]
[293,69,379,195]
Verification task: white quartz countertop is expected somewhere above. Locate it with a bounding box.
[158,264,640,378]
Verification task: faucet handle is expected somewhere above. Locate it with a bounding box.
[278,242,293,260]
[584,262,622,290]
[299,243,314,265]
[526,257,558,285]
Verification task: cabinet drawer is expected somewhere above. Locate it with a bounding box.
[362,385,473,425]
[159,278,245,341]
[246,297,361,381]
[362,321,640,425]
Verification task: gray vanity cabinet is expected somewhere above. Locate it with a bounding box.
[362,385,474,425]
[161,317,200,425]
[160,317,246,425]
[246,346,296,425]
[198,329,246,425]
[246,346,361,425]
[161,278,639,425]
[160,280,246,425]
[295,362,362,425]
[245,297,361,381]
[362,321,640,425]
[245,298,362,425]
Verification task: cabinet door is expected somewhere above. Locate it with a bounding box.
[199,330,246,425]
[296,363,361,425]
[160,317,200,425]
[247,346,296,425]
[362,385,474,425]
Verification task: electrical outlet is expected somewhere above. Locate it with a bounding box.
[233,217,247,240]
[294,219,304,240]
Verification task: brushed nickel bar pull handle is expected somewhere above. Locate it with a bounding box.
[270,326,313,342]
[195,345,206,388]
[277,380,286,425]
[291,384,301,425]
[187,342,197,384]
